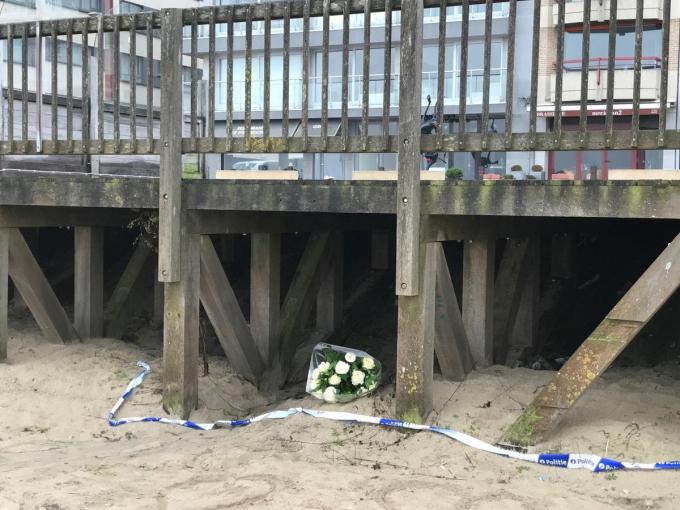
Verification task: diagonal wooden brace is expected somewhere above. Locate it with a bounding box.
[502,233,680,446]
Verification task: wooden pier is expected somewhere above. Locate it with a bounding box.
[2,0,680,446]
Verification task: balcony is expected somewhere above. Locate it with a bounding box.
[550,57,665,103]
[552,0,664,25]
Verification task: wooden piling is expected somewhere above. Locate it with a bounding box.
[462,238,495,367]
[162,226,200,419]
[250,233,281,367]
[316,232,343,334]
[396,242,436,422]
[74,227,104,338]
[0,229,8,360]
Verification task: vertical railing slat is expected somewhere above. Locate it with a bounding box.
[528,0,540,148]
[302,0,310,151]
[554,0,565,146]
[361,0,371,150]
[657,0,671,146]
[605,0,617,146]
[480,0,493,150]
[341,0,350,151]
[321,0,330,149]
[578,0,591,149]
[263,4,271,147]
[190,10,198,152]
[146,13,153,153]
[35,21,43,154]
[458,0,469,148]
[208,7,216,151]
[382,0,392,150]
[113,15,120,153]
[504,0,516,149]
[81,20,90,152]
[227,6,234,151]
[7,25,14,154]
[282,2,290,150]
[50,22,58,151]
[245,5,253,150]
[21,23,29,152]
[436,0,446,150]
[97,16,104,152]
[632,0,643,147]
[129,14,137,152]
[66,19,74,153]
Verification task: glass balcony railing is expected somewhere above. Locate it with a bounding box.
[191,69,507,113]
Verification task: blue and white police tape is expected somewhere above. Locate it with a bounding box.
[109,362,680,473]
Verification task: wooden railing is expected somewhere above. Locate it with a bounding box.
[1,0,676,157]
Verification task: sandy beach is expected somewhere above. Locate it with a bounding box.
[2,315,680,509]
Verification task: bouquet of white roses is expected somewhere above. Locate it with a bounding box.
[306,343,381,403]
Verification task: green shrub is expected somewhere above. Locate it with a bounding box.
[531,164,543,173]
[502,174,515,180]
[510,164,523,173]
[445,167,463,180]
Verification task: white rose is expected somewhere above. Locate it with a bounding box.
[351,370,365,386]
[318,361,331,373]
[323,386,337,402]
[362,357,375,370]
[344,352,356,363]
[311,368,320,380]
[335,361,350,375]
[328,374,341,386]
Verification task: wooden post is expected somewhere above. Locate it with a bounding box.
[162,226,201,418]
[158,9,184,283]
[0,229,8,361]
[395,0,424,297]
[74,226,104,338]
[250,233,280,366]
[7,228,79,344]
[316,232,343,334]
[462,238,495,367]
[396,242,436,422]
[371,229,389,270]
[507,238,540,363]
[434,243,473,381]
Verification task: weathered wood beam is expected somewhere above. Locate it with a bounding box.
[200,236,264,384]
[395,0,424,297]
[507,239,541,364]
[434,243,473,381]
[0,206,135,228]
[279,232,332,384]
[396,242,436,422]
[462,238,495,368]
[316,232,343,334]
[74,227,104,338]
[158,8,184,283]
[493,238,532,365]
[7,228,79,344]
[162,226,200,419]
[0,229,8,360]
[104,242,152,338]
[503,232,680,446]
[250,233,281,367]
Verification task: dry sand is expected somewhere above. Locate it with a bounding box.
[2,317,680,509]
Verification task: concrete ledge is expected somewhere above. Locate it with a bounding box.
[352,170,445,181]
[216,170,299,180]
[609,170,680,181]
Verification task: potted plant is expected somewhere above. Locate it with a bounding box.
[509,164,524,180]
[530,164,544,180]
[445,167,464,182]
[501,174,515,180]
[526,174,537,180]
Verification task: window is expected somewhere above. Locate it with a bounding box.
[2,39,37,67]
[45,0,104,13]
[119,54,147,82]
[45,39,84,66]
[563,23,662,70]
[3,0,37,8]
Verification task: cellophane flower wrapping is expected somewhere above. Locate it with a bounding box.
[306,343,382,403]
